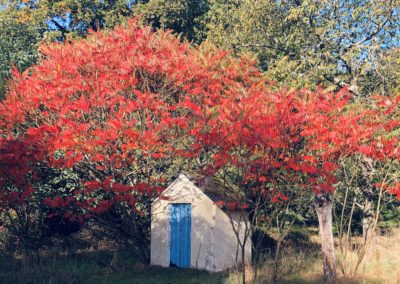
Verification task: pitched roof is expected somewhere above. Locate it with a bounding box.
[161,173,249,211]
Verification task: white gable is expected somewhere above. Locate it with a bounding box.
[152,174,214,206]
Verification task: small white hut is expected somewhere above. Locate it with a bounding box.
[150,174,252,272]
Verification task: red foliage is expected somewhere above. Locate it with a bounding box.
[1,17,399,221]
[0,19,260,216]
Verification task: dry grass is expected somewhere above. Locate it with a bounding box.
[226,228,400,284]
[336,229,400,284]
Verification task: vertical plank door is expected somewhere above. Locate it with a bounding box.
[170,204,191,268]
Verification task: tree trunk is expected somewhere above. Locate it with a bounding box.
[359,156,376,243]
[353,199,376,276]
[272,239,282,283]
[362,199,375,243]
[241,244,246,284]
[315,194,337,283]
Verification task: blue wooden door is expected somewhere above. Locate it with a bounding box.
[170,204,191,268]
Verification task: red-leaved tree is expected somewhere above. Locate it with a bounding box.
[188,81,399,283]
[1,18,399,283]
[0,19,257,261]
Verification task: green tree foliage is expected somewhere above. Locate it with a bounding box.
[44,0,135,38]
[362,47,400,96]
[0,8,42,99]
[0,0,136,98]
[1,0,135,39]
[203,0,400,95]
[135,0,209,43]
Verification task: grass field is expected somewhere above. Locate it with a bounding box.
[0,250,227,284]
[1,228,400,283]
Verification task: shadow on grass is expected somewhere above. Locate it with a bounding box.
[0,250,228,284]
